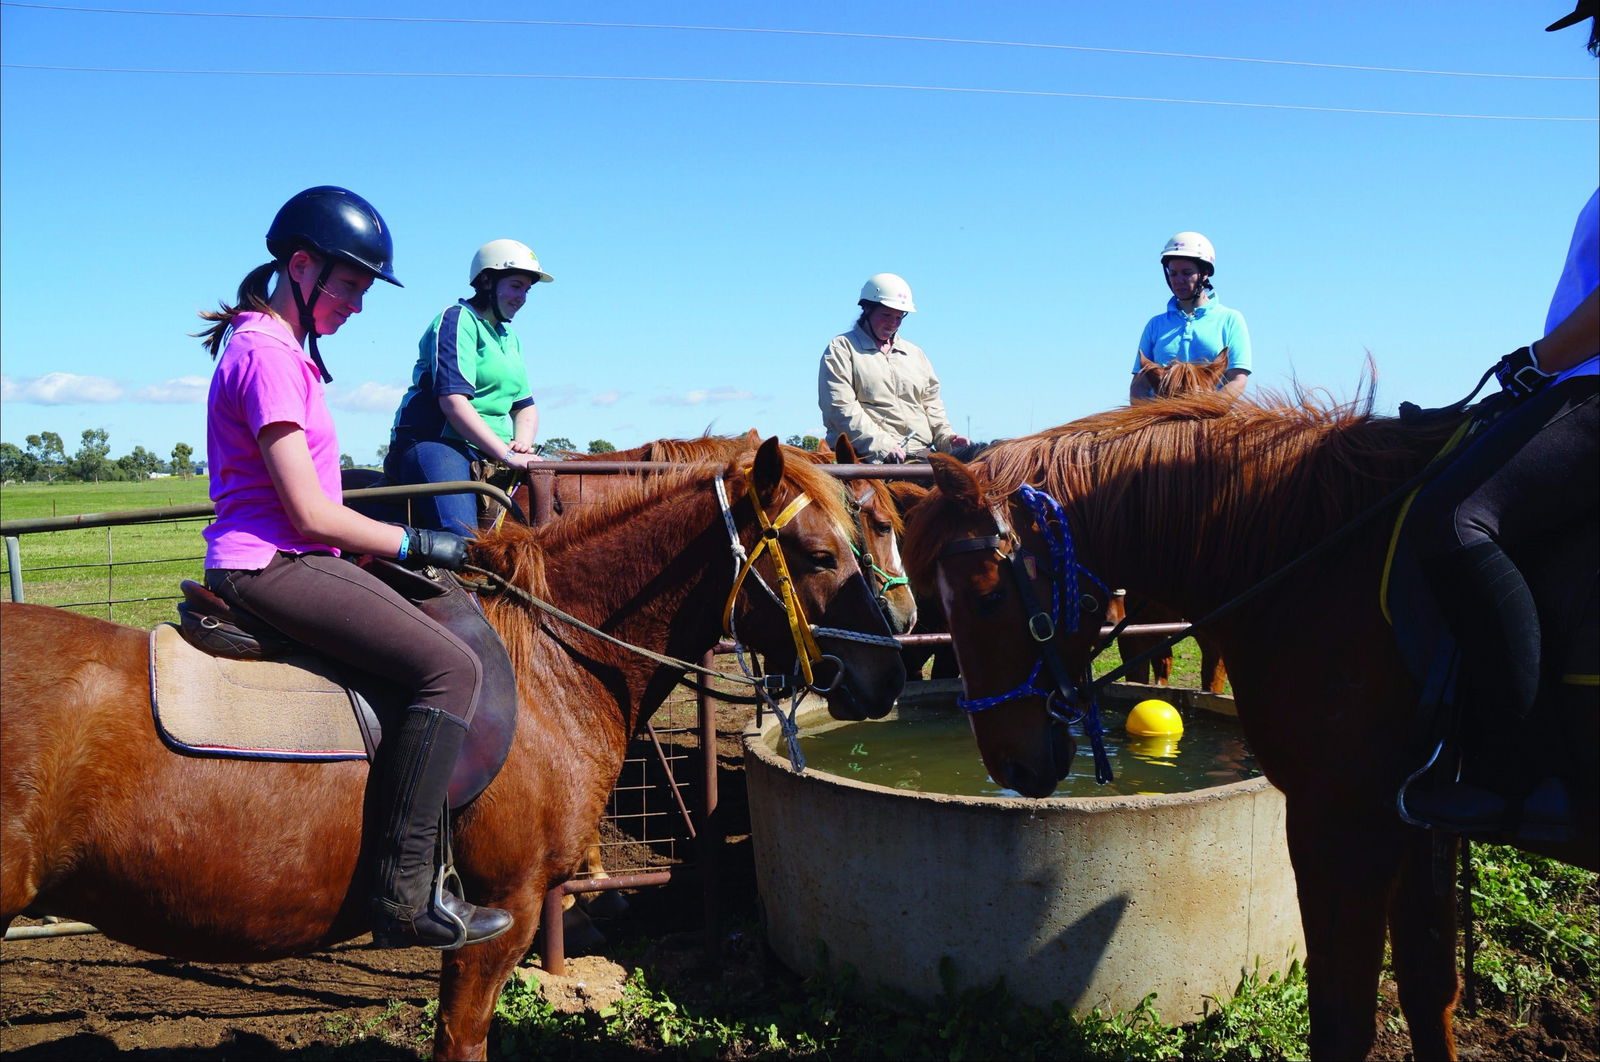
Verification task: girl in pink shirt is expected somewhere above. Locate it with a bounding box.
[197,186,511,950]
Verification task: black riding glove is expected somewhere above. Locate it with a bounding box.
[399,526,469,571]
[1494,346,1552,398]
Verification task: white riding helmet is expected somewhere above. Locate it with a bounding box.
[469,239,554,286]
[859,273,916,313]
[1160,232,1215,273]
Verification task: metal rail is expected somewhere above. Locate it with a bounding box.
[0,482,524,536]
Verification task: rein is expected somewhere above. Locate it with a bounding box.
[460,564,770,690]
[465,467,901,772]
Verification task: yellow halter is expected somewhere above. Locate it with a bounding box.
[721,472,827,689]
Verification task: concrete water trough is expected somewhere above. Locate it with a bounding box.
[743,681,1303,1019]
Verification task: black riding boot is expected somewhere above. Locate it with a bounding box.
[370,706,513,949]
[1407,542,1570,841]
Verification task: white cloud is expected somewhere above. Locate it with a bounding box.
[540,384,582,409]
[133,376,209,403]
[330,381,405,412]
[591,389,625,406]
[1,372,125,404]
[653,387,756,407]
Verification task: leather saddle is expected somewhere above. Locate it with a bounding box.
[162,557,518,809]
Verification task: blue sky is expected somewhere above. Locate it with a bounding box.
[2,1,1596,465]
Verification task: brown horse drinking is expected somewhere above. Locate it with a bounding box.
[902,392,1596,1060]
[1,438,906,1060]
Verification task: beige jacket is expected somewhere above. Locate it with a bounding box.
[818,324,955,461]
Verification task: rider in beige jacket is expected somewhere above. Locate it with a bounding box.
[818,273,969,463]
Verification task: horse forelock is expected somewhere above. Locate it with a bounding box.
[751,450,857,547]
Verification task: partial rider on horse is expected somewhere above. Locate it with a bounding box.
[194,186,512,949]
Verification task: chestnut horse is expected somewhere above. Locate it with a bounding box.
[1121,349,1232,691]
[902,392,1597,1060]
[1,438,906,1060]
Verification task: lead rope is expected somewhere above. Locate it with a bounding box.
[1017,485,1113,784]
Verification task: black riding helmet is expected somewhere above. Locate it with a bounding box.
[266,186,401,382]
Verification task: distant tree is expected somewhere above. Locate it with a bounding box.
[70,428,113,482]
[340,453,355,469]
[25,432,66,483]
[586,439,616,454]
[171,442,195,479]
[542,436,576,453]
[376,442,389,462]
[116,445,162,480]
[1,441,38,482]
[785,434,823,451]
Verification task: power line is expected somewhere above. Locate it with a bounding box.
[5,63,1594,121]
[3,1,1595,82]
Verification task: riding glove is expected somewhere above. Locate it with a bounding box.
[1494,346,1552,398]
[399,527,469,571]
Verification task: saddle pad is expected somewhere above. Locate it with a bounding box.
[150,623,367,761]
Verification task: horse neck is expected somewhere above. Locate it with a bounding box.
[1055,415,1441,616]
[527,479,736,733]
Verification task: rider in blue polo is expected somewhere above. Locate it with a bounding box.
[1131,232,1252,402]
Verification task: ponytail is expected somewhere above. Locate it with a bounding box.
[194,261,279,358]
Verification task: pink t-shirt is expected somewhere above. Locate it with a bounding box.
[203,312,344,569]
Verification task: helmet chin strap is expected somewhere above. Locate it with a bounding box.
[478,275,509,325]
[289,258,337,383]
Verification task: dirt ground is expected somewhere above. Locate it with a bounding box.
[2,694,1594,1060]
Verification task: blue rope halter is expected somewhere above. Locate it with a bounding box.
[952,484,1114,785]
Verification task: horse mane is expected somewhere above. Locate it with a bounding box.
[905,386,1466,593]
[566,433,761,465]
[472,448,857,675]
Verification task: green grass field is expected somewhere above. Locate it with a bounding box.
[0,478,214,628]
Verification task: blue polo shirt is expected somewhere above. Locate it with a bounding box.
[1133,297,1253,377]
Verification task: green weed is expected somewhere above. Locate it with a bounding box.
[1467,844,1598,1018]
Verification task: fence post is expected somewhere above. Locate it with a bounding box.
[5,536,22,603]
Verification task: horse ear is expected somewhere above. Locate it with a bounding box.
[1138,354,1160,372]
[752,436,784,500]
[1211,348,1229,368]
[886,480,929,514]
[929,453,985,512]
[744,428,761,447]
[833,433,859,465]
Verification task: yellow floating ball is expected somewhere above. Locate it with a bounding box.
[1126,699,1184,737]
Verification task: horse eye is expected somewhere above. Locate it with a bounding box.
[870,519,893,536]
[808,550,837,570]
